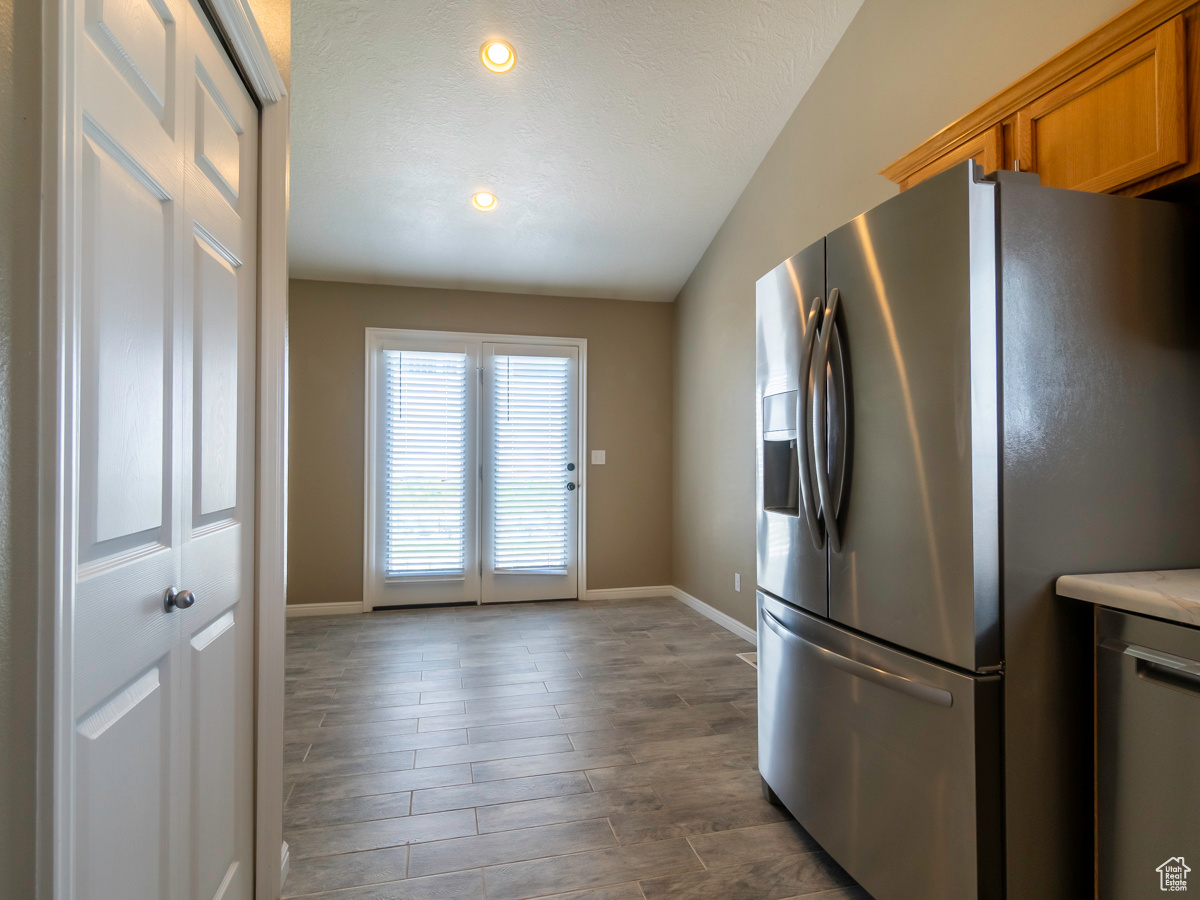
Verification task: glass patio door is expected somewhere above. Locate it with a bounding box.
[364,332,580,609]
[481,343,580,603]
[365,337,481,608]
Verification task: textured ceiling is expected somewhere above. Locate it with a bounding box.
[290,0,863,302]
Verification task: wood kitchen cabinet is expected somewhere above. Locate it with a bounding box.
[896,126,1003,191]
[1016,17,1186,192]
[883,0,1200,197]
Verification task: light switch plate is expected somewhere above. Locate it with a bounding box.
[734,573,741,592]
[591,450,606,465]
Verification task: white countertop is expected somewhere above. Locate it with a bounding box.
[1056,570,1200,628]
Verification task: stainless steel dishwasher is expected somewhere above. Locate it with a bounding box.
[1096,608,1200,897]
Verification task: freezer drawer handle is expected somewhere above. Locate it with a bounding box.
[1101,638,1200,697]
[761,608,954,708]
[798,297,825,551]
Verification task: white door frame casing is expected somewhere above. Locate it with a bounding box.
[253,92,290,900]
[363,328,589,612]
[37,0,289,897]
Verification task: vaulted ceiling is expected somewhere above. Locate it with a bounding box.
[289,0,863,302]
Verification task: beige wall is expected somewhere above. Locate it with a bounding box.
[671,0,1132,629]
[287,279,674,606]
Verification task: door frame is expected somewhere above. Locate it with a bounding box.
[36,0,289,896]
[362,328,589,612]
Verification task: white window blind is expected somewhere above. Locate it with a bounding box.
[492,355,570,571]
[383,349,468,578]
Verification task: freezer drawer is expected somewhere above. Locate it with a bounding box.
[1097,608,1200,898]
[757,591,1002,900]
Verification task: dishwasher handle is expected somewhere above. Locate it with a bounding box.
[1101,638,1200,698]
[761,608,953,708]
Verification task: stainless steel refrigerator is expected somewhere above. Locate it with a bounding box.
[754,163,1200,900]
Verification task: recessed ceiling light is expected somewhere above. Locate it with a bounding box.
[472,191,497,211]
[480,40,516,73]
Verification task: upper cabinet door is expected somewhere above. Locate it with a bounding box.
[884,3,1200,198]
[1016,16,1187,193]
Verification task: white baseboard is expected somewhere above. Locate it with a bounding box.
[671,586,757,646]
[583,585,675,601]
[280,841,290,887]
[285,601,362,618]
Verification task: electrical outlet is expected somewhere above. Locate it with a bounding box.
[734,573,741,592]
[591,450,606,465]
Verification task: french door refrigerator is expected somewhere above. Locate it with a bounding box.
[755,163,1200,900]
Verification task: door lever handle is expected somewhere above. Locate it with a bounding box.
[164,588,197,612]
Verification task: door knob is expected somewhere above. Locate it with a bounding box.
[566,482,576,491]
[566,463,575,472]
[164,588,196,612]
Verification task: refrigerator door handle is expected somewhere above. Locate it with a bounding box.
[812,288,842,552]
[761,608,954,708]
[829,318,849,521]
[797,298,825,551]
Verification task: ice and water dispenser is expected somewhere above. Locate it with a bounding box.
[761,392,800,514]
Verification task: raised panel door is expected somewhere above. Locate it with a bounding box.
[75,668,173,900]
[84,0,176,123]
[1016,17,1187,193]
[69,0,257,893]
[74,0,188,890]
[179,1,258,896]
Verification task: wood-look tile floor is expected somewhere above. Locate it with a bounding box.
[283,596,871,900]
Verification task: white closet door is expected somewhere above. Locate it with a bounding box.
[74,0,188,891]
[69,0,257,893]
[481,343,580,603]
[365,339,481,608]
[178,1,257,897]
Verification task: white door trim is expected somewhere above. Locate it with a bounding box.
[37,0,288,897]
[204,0,287,103]
[253,94,290,900]
[362,328,588,611]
